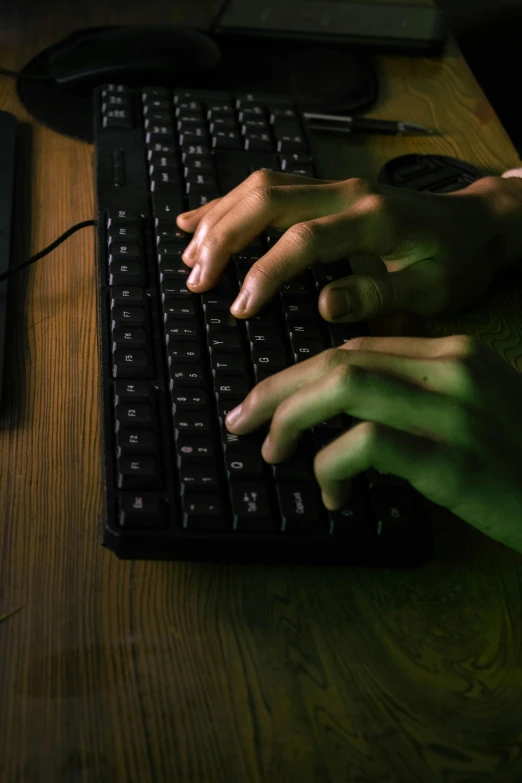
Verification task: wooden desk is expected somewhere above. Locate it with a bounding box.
[1,3,522,781]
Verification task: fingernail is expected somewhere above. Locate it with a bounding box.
[329,287,353,320]
[187,264,201,286]
[183,241,197,260]
[178,209,194,219]
[231,290,250,315]
[226,404,242,428]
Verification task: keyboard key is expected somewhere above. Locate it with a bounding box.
[113,349,154,379]
[182,494,228,531]
[102,109,133,129]
[210,349,247,378]
[114,402,156,429]
[212,130,242,149]
[244,133,273,152]
[111,287,147,307]
[180,465,218,492]
[109,259,146,287]
[163,299,197,320]
[230,482,274,531]
[168,344,202,364]
[215,375,251,399]
[157,243,187,264]
[108,224,140,242]
[165,319,200,343]
[144,112,173,128]
[181,144,211,159]
[112,327,149,351]
[150,170,181,190]
[171,389,209,413]
[292,338,326,363]
[208,330,241,353]
[153,192,185,221]
[168,363,206,389]
[108,241,141,259]
[161,282,192,299]
[188,192,219,210]
[173,411,211,437]
[119,493,165,528]
[183,158,214,176]
[277,135,306,152]
[147,141,176,157]
[176,435,215,463]
[155,222,189,243]
[371,487,417,538]
[272,452,314,483]
[116,427,159,458]
[117,456,162,489]
[107,209,139,227]
[111,305,147,329]
[276,484,326,534]
[114,380,155,406]
[225,451,265,479]
[329,487,369,536]
[251,346,288,373]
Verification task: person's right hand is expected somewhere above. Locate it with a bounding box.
[175,170,522,322]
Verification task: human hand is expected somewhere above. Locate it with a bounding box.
[224,334,522,554]
[176,170,522,322]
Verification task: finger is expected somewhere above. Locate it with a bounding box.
[229,208,380,317]
[260,360,483,466]
[225,336,486,435]
[318,260,448,323]
[176,199,222,236]
[181,170,333,263]
[314,422,459,510]
[186,179,346,292]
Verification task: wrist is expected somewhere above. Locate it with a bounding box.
[463,175,522,268]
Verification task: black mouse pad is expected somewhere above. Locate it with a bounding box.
[17,27,378,143]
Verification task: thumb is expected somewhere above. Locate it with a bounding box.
[318,268,443,322]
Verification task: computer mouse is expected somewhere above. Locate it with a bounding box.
[378,154,481,193]
[47,25,221,89]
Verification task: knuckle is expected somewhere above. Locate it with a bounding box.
[246,260,280,287]
[249,168,275,188]
[359,192,390,218]
[321,347,344,373]
[356,420,383,454]
[444,334,479,357]
[343,176,373,197]
[247,184,274,210]
[271,398,293,430]
[286,221,317,249]
[198,229,221,254]
[343,335,367,352]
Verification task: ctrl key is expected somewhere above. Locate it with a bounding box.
[119,493,165,528]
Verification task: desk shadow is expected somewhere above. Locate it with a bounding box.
[1,122,32,429]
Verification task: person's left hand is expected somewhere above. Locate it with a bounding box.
[225,334,522,553]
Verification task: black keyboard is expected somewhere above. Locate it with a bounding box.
[94,84,432,565]
[0,110,16,407]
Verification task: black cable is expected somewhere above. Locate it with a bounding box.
[0,67,53,82]
[0,220,97,283]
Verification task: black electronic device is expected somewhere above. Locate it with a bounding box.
[378,154,482,192]
[0,110,16,407]
[93,82,433,565]
[213,0,447,55]
[47,25,221,89]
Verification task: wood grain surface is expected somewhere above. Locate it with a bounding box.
[1,2,522,782]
